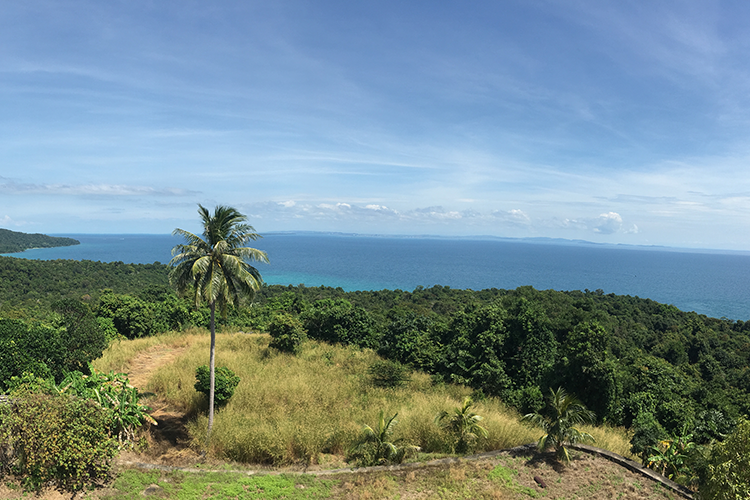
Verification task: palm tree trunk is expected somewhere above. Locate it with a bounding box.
[207,301,216,439]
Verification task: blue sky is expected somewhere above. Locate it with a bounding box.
[2,1,750,250]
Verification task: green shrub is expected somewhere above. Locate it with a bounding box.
[268,313,307,354]
[701,417,750,500]
[347,411,419,466]
[630,412,667,462]
[0,392,118,492]
[57,370,156,446]
[368,359,411,388]
[194,365,240,406]
[301,298,379,348]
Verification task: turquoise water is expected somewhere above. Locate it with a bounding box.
[4,233,750,320]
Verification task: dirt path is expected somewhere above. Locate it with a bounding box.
[122,345,199,466]
[126,345,188,391]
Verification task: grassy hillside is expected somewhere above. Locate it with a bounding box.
[77,330,691,500]
[0,227,79,253]
[93,330,635,467]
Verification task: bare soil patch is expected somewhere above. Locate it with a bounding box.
[126,345,188,391]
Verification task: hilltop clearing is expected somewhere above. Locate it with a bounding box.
[73,330,685,499]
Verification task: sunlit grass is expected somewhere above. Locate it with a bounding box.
[91,328,200,374]
[581,424,636,460]
[95,330,635,466]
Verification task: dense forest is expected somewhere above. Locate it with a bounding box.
[0,228,79,254]
[1,255,749,470]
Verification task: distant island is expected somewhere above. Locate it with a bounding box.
[0,228,80,254]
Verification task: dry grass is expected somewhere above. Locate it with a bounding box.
[95,330,638,467]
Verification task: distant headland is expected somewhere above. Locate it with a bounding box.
[0,228,80,254]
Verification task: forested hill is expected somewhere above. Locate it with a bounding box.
[0,228,79,253]
[0,256,168,309]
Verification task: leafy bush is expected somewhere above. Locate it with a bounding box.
[0,302,107,389]
[0,391,118,492]
[96,292,155,339]
[268,313,307,354]
[630,412,667,462]
[368,359,411,388]
[57,370,156,446]
[301,298,379,348]
[194,365,240,406]
[701,417,750,500]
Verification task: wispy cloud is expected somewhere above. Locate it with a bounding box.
[0,177,196,197]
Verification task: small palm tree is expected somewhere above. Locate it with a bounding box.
[170,205,268,439]
[349,411,420,466]
[521,387,595,464]
[436,396,489,453]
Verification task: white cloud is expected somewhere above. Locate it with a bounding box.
[492,209,531,226]
[0,215,22,227]
[278,200,296,207]
[593,212,623,234]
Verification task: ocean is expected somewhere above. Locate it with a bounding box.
[4,233,750,321]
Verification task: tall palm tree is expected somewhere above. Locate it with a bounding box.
[169,204,268,437]
[521,387,595,464]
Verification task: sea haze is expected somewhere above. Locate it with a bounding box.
[4,233,750,321]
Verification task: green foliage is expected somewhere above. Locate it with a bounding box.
[0,303,107,389]
[522,387,596,464]
[194,365,240,406]
[268,313,307,354]
[368,359,411,388]
[302,298,379,348]
[96,291,155,339]
[169,205,268,315]
[0,320,53,390]
[57,370,156,446]
[506,298,557,387]
[436,302,513,397]
[0,256,169,311]
[51,298,108,373]
[629,411,667,462]
[0,391,118,492]
[559,320,620,421]
[701,417,750,500]
[507,384,545,415]
[378,309,438,370]
[646,425,700,486]
[0,228,79,254]
[435,396,489,453]
[348,411,419,466]
[693,409,735,445]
